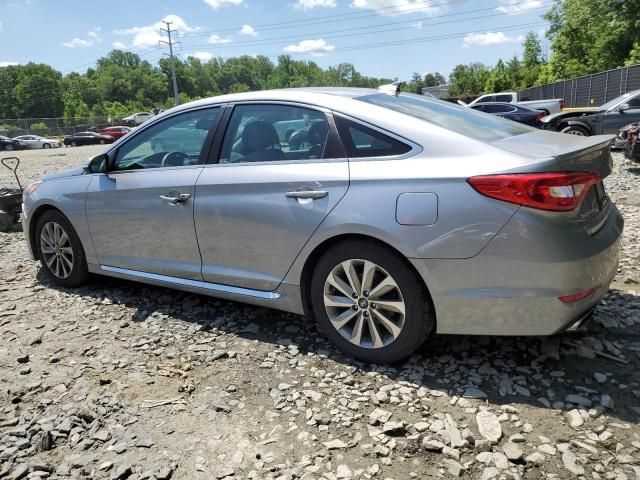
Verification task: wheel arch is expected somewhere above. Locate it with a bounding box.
[298,233,436,327]
[557,120,592,135]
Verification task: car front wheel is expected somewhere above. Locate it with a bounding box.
[36,210,89,288]
[43,143,50,149]
[560,125,590,136]
[310,240,433,363]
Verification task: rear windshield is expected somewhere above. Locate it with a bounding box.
[356,93,532,142]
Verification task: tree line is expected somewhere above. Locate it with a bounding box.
[1,0,638,121]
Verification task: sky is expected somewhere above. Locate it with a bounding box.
[0,0,551,81]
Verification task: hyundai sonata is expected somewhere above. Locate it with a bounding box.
[22,87,623,363]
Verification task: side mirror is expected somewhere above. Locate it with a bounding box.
[618,103,631,112]
[85,154,108,174]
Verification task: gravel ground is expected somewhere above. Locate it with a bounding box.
[1,146,639,480]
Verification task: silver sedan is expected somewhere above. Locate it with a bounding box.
[21,87,623,363]
[13,135,61,149]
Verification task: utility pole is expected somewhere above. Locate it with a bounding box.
[160,21,180,106]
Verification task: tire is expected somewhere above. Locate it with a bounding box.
[35,210,89,288]
[99,139,105,144]
[310,240,433,363]
[5,144,13,151]
[560,125,590,136]
[71,141,77,147]
[43,143,50,149]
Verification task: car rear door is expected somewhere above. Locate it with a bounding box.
[85,106,222,280]
[194,102,349,291]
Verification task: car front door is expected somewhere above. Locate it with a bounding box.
[601,94,640,134]
[194,102,349,291]
[85,106,222,279]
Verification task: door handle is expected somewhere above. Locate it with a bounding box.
[159,192,191,205]
[285,190,328,200]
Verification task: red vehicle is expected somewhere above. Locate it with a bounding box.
[100,126,131,139]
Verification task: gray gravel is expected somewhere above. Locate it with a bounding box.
[0,148,639,479]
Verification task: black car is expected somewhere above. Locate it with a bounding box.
[0,135,24,151]
[470,102,545,127]
[64,131,115,147]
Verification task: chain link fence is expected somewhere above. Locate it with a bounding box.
[518,64,640,108]
[0,117,124,138]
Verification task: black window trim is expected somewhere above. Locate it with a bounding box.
[205,100,346,167]
[331,112,422,161]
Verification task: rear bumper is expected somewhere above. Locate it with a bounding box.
[411,204,623,336]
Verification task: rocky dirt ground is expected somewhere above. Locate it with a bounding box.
[0,146,639,480]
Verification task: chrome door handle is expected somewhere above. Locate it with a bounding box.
[159,192,191,205]
[285,190,328,200]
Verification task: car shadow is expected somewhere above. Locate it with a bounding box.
[36,267,640,424]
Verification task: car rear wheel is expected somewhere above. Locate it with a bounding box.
[36,210,89,288]
[5,145,13,151]
[310,240,433,363]
[70,141,77,147]
[99,139,105,144]
[43,143,50,149]
[560,125,590,136]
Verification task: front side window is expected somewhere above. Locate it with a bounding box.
[357,93,532,142]
[219,104,330,164]
[113,107,220,171]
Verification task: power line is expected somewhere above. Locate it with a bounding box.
[160,21,180,106]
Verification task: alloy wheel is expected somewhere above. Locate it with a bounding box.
[40,221,74,279]
[323,259,406,349]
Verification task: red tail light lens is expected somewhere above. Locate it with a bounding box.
[468,172,601,212]
[534,113,545,123]
[560,99,565,109]
[558,286,599,303]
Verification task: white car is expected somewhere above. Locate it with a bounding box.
[460,92,564,115]
[121,112,154,126]
[13,135,61,149]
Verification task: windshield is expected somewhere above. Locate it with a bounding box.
[357,93,532,142]
[600,91,638,110]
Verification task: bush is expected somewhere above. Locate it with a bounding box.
[30,122,48,130]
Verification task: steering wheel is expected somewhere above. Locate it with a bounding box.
[161,151,188,168]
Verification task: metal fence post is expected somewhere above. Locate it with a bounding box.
[604,71,609,102]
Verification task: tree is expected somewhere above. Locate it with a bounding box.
[522,31,543,69]
[423,72,446,87]
[13,63,63,118]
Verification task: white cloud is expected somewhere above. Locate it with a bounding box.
[462,31,524,47]
[284,38,335,56]
[191,51,215,61]
[208,34,232,44]
[112,41,128,49]
[293,0,337,10]
[204,0,243,8]
[115,14,201,48]
[239,24,257,36]
[351,0,440,16]
[496,0,542,15]
[62,28,102,48]
[0,61,18,67]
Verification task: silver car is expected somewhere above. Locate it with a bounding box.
[21,88,623,363]
[13,135,61,149]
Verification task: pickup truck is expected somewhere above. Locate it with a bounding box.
[459,92,564,115]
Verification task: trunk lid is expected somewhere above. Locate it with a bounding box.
[490,130,615,234]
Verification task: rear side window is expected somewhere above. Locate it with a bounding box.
[335,116,411,158]
[495,94,513,102]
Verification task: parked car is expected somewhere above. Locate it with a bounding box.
[540,89,640,136]
[461,91,564,115]
[13,135,61,149]
[22,88,622,363]
[63,132,115,147]
[122,112,153,126]
[100,126,131,139]
[0,135,24,151]
[470,102,545,127]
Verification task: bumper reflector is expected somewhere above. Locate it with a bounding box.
[558,286,599,304]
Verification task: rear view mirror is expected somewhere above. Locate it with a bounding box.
[85,154,108,174]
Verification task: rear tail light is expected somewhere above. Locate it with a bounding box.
[468,172,601,212]
[560,99,565,109]
[534,112,545,123]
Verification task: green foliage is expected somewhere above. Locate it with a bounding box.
[30,121,47,129]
